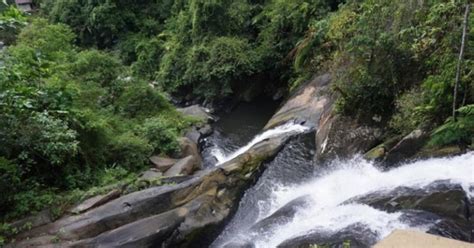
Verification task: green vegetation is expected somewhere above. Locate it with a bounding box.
[0,5,193,230]
[0,0,473,243]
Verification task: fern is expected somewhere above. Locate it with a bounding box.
[430,104,474,147]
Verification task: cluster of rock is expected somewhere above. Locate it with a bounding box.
[7,78,325,247]
[7,74,470,247]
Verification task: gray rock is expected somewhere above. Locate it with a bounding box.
[138,168,163,182]
[9,209,53,233]
[69,189,121,214]
[11,74,333,247]
[251,195,310,233]
[71,206,191,247]
[149,156,177,172]
[315,113,383,163]
[185,127,202,143]
[346,181,471,241]
[222,241,255,248]
[177,137,202,168]
[198,124,213,137]
[277,223,378,248]
[177,105,214,122]
[265,74,332,130]
[164,155,199,177]
[384,129,429,165]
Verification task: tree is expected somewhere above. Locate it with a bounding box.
[452,3,471,120]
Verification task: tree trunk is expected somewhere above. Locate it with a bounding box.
[452,3,470,120]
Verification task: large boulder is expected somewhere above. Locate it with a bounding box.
[8,209,53,235]
[277,223,378,248]
[346,181,471,241]
[138,168,163,182]
[177,105,214,122]
[264,74,332,130]
[8,74,329,248]
[150,156,177,172]
[69,189,122,215]
[315,113,383,163]
[164,155,200,177]
[250,195,311,233]
[176,137,202,168]
[383,129,430,165]
[9,132,297,248]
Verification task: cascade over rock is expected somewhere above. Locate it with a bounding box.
[264,74,332,130]
[8,74,328,247]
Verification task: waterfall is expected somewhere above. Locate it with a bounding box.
[210,122,309,165]
[216,152,474,247]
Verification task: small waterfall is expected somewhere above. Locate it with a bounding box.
[216,152,474,247]
[210,122,309,165]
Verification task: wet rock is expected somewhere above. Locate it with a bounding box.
[138,168,163,182]
[164,155,200,177]
[346,181,471,241]
[199,124,213,137]
[347,181,468,221]
[11,72,327,247]
[265,74,332,130]
[315,113,383,163]
[363,136,402,162]
[251,195,311,233]
[384,129,429,165]
[177,105,214,122]
[399,209,470,241]
[414,145,463,160]
[69,189,122,215]
[277,223,378,248]
[149,156,177,172]
[222,241,256,248]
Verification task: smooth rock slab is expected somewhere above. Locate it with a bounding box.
[164,155,199,177]
[150,156,177,172]
[69,189,121,214]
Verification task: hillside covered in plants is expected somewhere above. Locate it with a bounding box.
[0,0,472,246]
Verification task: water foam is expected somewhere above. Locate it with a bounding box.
[211,122,309,165]
[251,152,474,247]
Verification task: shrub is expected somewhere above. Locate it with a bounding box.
[0,158,20,215]
[108,132,153,170]
[430,105,474,148]
[140,117,180,155]
[116,81,170,118]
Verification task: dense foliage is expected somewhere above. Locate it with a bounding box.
[0,0,472,242]
[0,11,192,224]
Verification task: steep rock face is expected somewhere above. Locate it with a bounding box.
[315,111,384,163]
[264,74,332,130]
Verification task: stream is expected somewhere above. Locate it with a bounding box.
[202,102,474,248]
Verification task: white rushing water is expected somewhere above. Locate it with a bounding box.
[242,152,474,247]
[211,122,309,165]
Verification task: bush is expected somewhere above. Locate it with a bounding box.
[116,81,170,118]
[108,132,153,170]
[430,105,474,148]
[0,158,20,214]
[389,89,426,135]
[140,117,180,155]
